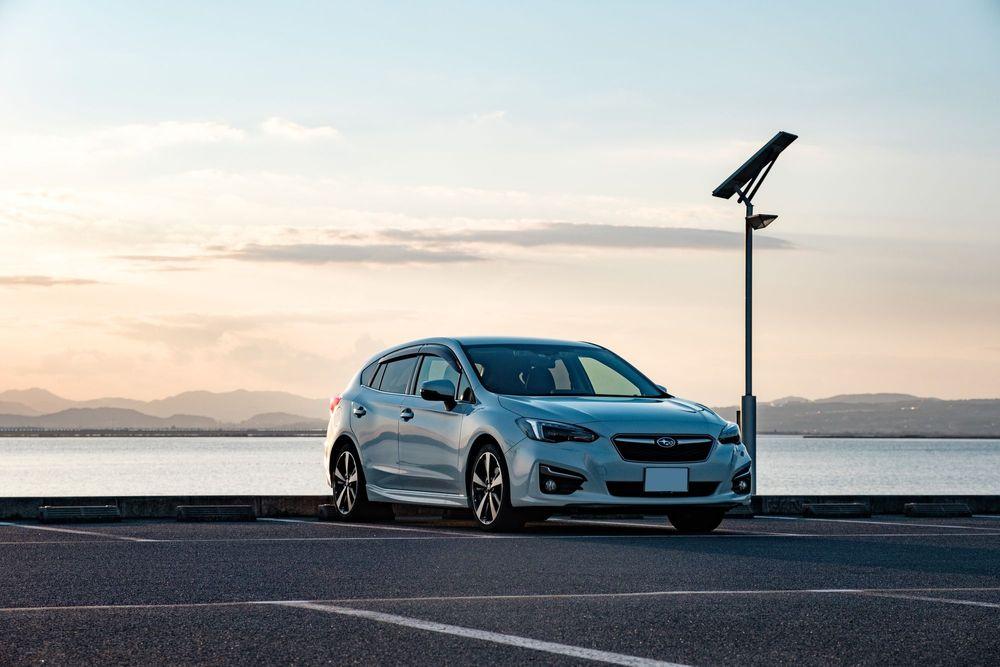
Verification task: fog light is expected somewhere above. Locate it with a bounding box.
[731,470,752,495]
[539,464,586,495]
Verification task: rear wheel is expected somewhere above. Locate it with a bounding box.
[667,508,725,534]
[330,443,392,521]
[468,443,524,532]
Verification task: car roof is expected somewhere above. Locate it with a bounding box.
[455,336,599,347]
[361,337,602,367]
[400,336,600,348]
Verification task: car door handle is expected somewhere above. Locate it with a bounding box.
[353,405,367,417]
[400,408,414,421]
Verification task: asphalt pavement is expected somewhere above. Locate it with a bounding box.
[1,513,998,665]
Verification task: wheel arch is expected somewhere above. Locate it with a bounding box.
[329,432,361,478]
[464,433,502,487]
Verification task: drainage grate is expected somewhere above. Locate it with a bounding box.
[175,505,256,522]
[904,502,972,518]
[802,502,871,518]
[38,505,121,523]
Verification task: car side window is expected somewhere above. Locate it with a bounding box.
[371,363,386,389]
[456,373,475,403]
[414,355,461,395]
[360,361,379,387]
[378,356,418,394]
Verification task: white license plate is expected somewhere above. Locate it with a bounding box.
[644,468,689,493]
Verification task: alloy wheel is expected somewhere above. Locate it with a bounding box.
[471,451,504,525]
[333,450,359,515]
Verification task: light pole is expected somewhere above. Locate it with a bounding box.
[712,131,797,495]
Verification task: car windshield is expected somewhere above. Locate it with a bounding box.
[463,343,663,398]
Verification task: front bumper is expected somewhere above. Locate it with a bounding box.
[505,432,752,510]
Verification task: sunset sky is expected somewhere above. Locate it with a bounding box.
[0,1,997,405]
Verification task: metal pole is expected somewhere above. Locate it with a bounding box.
[741,212,757,495]
[745,215,752,396]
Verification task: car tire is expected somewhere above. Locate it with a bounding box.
[667,508,725,534]
[468,442,524,532]
[330,442,393,522]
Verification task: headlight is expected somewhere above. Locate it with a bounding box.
[718,422,741,445]
[516,418,599,444]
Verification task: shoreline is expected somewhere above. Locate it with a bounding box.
[0,430,998,440]
[0,429,327,438]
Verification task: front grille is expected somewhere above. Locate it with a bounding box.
[606,481,719,498]
[611,434,714,463]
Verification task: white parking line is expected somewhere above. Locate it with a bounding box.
[3,586,999,613]
[550,518,804,536]
[0,539,150,546]
[259,517,496,538]
[273,600,687,666]
[765,516,1000,531]
[320,585,1000,605]
[860,592,1000,610]
[549,518,672,530]
[1,531,999,546]
[0,522,155,543]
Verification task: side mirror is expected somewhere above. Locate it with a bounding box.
[420,379,457,409]
[656,384,670,397]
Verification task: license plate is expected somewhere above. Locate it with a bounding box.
[644,468,688,492]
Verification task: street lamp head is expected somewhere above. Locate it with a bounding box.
[747,213,778,230]
[712,131,797,205]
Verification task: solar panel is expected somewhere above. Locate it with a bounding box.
[712,131,798,200]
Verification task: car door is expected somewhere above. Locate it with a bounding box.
[350,354,419,490]
[397,352,471,494]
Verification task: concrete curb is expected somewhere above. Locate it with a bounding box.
[0,495,329,520]
[0,495,998,520]
[752,495,1000,515]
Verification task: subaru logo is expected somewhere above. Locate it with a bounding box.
[655,436,677,448]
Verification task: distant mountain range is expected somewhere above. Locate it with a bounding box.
[713,394,1000,438]
[0,388,996,437]
[0,388,329,431]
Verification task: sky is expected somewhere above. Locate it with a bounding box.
[0,0,997,405]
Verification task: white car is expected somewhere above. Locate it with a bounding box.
[324,337,751,532]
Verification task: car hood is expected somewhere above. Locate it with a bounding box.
[498,395,725,431]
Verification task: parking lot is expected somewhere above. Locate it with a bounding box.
[1,513,998,665]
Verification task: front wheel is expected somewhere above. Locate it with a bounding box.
[667,508,725,534]
[468,444,524,532]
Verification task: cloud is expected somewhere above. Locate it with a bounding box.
[1,117,344,171]
[0,121,246,164]
[222,337,347,387]
[468,110,508,125]
[114,254,207,272]
[226,242,483,265]
[115,254,203,262]
[0,275,100,287]
[388,222,792,251]
[91,121,246,154]
[260,117,341,141]
[109,312,407,352]
[107,222,788,272]
[106,313,383,389]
